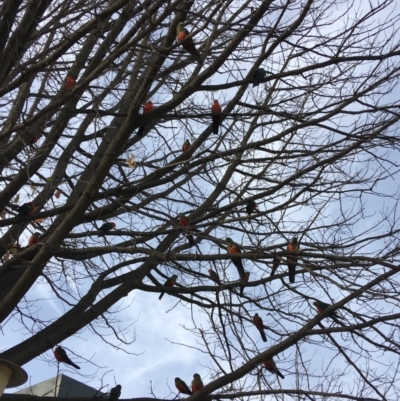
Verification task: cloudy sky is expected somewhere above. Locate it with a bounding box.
[2,1,400,400]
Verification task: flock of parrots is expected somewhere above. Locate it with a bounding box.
[9,20,341,399]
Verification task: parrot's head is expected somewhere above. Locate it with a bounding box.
[291,237,298,244]
[33,232,41,238]
[226,237,233,244]
[116,385,121,389]
[312,301,318,307]
[213,99,219,105]
[254,313,259,318]
[172,274,178,280]
[258,68,267,74]
[111,222,116,228]
[193,373,201,379]
[177,21,184,33]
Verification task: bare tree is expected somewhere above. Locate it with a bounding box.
[1,0,400,399]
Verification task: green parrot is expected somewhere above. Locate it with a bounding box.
[252,68,267,87]
[159,274,178,300]
[110,385,121,401]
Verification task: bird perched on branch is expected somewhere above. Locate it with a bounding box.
[176,22,203,64]
[178,213,195,246]
[182,139,191,169]
[241,271,250,296]
[252,68,267,87]
[175,377,192,395]
[252,313,267,342]
[54,346,80,369]
[98,222,116,236]
[29,135,38,149]
[211,100,222,135]
[18,201,35,216]
[246,199,258,220]
[182,139,191,153]
[263,357,284,379]
[287,237,299,283]
[313,300,342,320]
[136,100,154,136]
[226,237,247,296]
[65,75,76,90]
[208,269,221,285]
[159,274,178,300]
[192,373,204,392]
[270,253,280,277]
[109,385,121,401]
[28,232,41,247]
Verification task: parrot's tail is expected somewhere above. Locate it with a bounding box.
[288,264,296,283]
[136,125,146,136]
[260,330,267,342]
[277,369,285,379]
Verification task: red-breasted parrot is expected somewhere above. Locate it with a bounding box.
[313,300,341,319]
[98,222,116,236]
[226,237,247,296]
[54,346,80,369]
[176,22,202,64]
[179,213,190,228]
[159,274,178,300]
[182,139,191,169]
[240,271,250,296]
[287,237,299,283]
[178,213,195,246]
[65,75,76,90]
[270,253,280,277]
[263,357,284,379]
[182,139,191,153]
[137,100,154,136]
[252,68,267,87]
[30,135,38,149]
[208,269,221,285]
[211,100,222,135]
[252,313,267,342]
[192,373,204,392]
[18,201,35,216]
[28,232,41,247]
[246,199,257,220]
[110,385,122,401]
[175,377,192,395]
